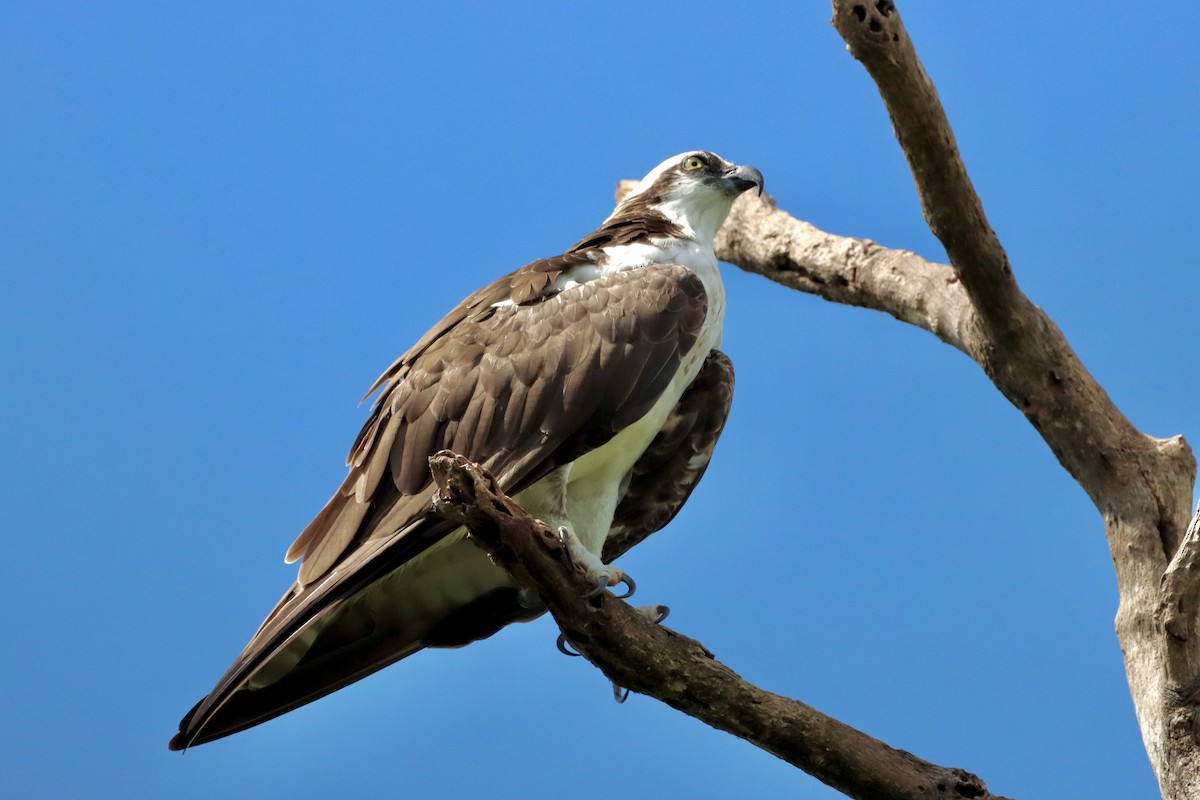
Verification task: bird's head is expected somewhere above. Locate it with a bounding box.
[615,151,764,244]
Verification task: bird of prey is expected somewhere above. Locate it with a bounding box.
[170,150,762,750]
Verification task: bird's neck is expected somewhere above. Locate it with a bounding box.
[642,193,736,246]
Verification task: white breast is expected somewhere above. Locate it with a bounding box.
[551,237,726,555]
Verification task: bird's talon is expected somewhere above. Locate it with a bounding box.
[611,573,636,600]
[636,603,669,624]
[613,683,630,703]
[516,587,541,610]
[556,633,581,657]
[558,527,575,569]
[583,576,609,598]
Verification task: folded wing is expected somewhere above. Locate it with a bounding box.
[171,262,712,749]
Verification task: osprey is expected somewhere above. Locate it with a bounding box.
[170,151,762,749]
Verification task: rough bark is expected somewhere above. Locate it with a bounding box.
[691,1,1200,795]
[430,451,1010,800]
[618,3,1200,796]
[823,4,1196,796]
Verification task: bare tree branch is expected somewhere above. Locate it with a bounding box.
[828,0,1194,523]
[1156,500,1200,789]
[715,190,975,355]
[618,4,1200,795]
[825,5,1198,795]
[429,450,1011,800]
[832,2,1016,329]
[620,3,1200,795]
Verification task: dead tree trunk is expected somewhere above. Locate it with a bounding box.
[821,4,1196,795]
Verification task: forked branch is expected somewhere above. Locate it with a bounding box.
[626,3,1197,795]
[824,5,1196,795]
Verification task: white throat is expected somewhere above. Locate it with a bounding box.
[650,192,735,245]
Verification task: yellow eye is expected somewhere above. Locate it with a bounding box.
[683,155,706,171]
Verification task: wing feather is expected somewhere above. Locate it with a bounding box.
[296,494,370,585]
[353,411,400,503]
[170,262,711,750]
[603,350,735,561]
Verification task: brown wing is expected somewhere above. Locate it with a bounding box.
[603,350,735,562]
[170,262,709,750]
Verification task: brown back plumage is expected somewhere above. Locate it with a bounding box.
[170,259,722,750]
[169,155,752,750]
[285,203,686,584]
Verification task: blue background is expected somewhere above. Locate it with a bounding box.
[3,2,1197,798]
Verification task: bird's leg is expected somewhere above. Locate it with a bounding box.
[557,526,634,598]
[523,465,635,598]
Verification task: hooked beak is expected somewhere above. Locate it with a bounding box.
[722,163,764,197]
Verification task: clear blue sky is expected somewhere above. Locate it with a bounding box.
[3,2,1197,798]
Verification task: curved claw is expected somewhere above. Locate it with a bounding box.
[610,573,636,600]
[556,633,581,657]
[637,603,669,624]
[612,683,630,704]
[583,575,609,599]
[557,527,574,568]
[516,587,541,610]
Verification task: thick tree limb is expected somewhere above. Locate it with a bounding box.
[629,4,1199,796]
[832,2,1017,331]
[429,450,1010,800]
[825,5,1197,796]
